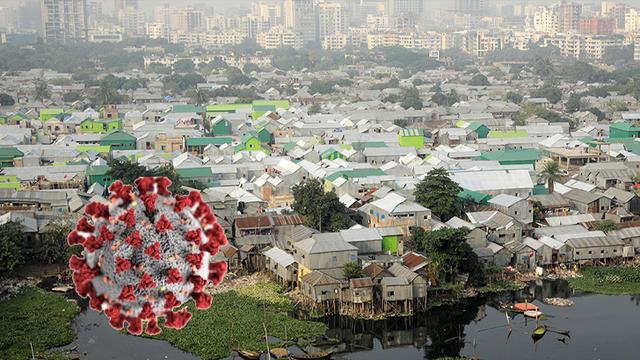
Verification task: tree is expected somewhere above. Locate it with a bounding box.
[225,67,254,86]
[414,168,463,221]
[308,103,321,115]
[532,82,562,104]
[95,81,120,105]
[587,107,605,121]
[412,227,484,285]
[107,159,187,194]
[292,178,352,231]
[539,160,562,193]
[173,59,195,73]
[309,80,335,94]
[187,88,212,106]
[593,220,620,233]
[468,74,491,86]
[399,86,423,110]
[0,93,15,106]
[63,92,81,103]
[505,91,523,104]
[343,262,363,279]
[565,94,583,113]
[37,218,74,264]
[34,79,51,102]
[0,221,24,272]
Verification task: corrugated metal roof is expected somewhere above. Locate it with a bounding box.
[566,236,625,248]
[546,214,596,226]
[388,263,419,282]
[272,214,306,226]
[381,277,409,286]
[235,216,273,229]
[294,233,358,254]
[350,278,374,288]
[263,247,295,267]
[340,228,382,242]
[608,227,640,239]
[301,271,340,286]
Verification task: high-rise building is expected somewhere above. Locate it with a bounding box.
[41,0,88,43]
[385,0,423,28]
[533,6,558,33]
[252,1,282,32]
[284,0,316,44]
[558,1,581,33]
[114,0,138,12]
[317,3,346,40]
[454,0,488,15]
[626,8,640,33]
[86,1,102,29]
[119,6,145,37]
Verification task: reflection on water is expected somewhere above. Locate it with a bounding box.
[319,280,640,360]
[66,280,640,360]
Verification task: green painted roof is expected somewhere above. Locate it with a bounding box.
[0,147,24,159]
[77,145,111,153]
[240,133,259,144]
[467,122,488,131]
[101,130,136,142]
[186,137,233,146]
[325,168,386,182]
[253,105,276,112]
[40,109,64,115]
[172,105,205,113]
[176,167,213,178]
[478,148,540,162]
[206,104,252,112]
[487,130,529,138]
[624,142,640,155]
[253,100,289,109]
[398,128,424,137]
[86,165,110,176]
[610,122,640,132]
[533,184,549,195]
[459,189,492,204]
[352,141,387,151]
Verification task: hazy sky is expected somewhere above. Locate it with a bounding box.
[1,0,639,13]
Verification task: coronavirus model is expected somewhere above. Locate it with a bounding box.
[67,177,228,335]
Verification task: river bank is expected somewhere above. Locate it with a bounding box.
[0,287,80,360]
[568,265,640,295]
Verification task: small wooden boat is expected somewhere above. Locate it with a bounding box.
[271,348,289,359]
[290,351,332,360]
[237,350,261,360]
[51,285,73,293]
[514,303,539,312]
[524,310,543,318]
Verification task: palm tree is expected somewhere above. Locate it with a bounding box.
[186,88,210,106]
[34,79,51,102]
[96,82,118,106]
[539,160,562,193]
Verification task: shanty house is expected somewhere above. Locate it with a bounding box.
[466,211,522,245]
[263,246,298,289]
[361,192,431,235]
[380,277,412,311]
[488,194,533,225]
[388,263,428,300]
[339,228,383,254]
[301,271,341,303]
[562,189,611,215]
[566,236,626,261]
[293,233,358,281]
[604,188,640,214]
[344,278,374,304]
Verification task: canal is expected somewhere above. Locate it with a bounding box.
[64,280,640,359]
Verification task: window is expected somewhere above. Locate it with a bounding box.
[350,255,356,261]
[601,250,605,254]
[588,251,592,255]
[331,256,337,264]
[614,249,617,253]
[387,291,395,297]
[576,251,580,255]
[321,291,327,295]
[514,211,518,215]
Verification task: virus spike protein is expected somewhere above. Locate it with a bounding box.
[68,177,228,335]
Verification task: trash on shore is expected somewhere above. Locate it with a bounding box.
[543,297,574,307]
